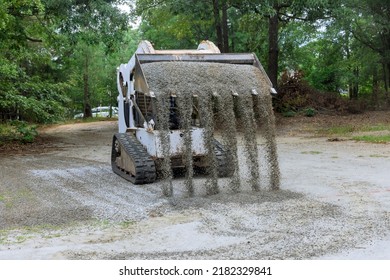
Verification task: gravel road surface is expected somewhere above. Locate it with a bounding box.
[1,116,389,259]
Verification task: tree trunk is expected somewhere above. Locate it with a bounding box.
[353,67,359,99]
[349,67,359,100]
[221,1,229,53]
[345,30,357,100]
[268,13,279,89]
[230,19,235,52]
[383,63,390,107]
[371,65,379,109]
[83,55,92,118]
[212,0,223,51]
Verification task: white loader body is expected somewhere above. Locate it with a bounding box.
[116,40,220,158]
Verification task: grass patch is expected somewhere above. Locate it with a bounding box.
[369,154,388,158]
[120,220,136,228]
[43,233,62,239]
[318,125,356,136]
[70,116,117,123]
[0,191,13,208]
[317,123,390,138]
[353,135,390,143]
[363,124,390,132]
[0,229,35,245]
[0,222,82,245]
[301,151,322,155]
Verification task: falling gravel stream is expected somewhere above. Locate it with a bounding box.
[142,61,280,196]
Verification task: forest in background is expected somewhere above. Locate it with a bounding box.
[0,0,389,125]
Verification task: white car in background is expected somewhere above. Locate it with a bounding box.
[92,106,118,117]
[74,106,118,119]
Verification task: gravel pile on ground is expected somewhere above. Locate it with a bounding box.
[0,156,164,230]
[63,189,390,260]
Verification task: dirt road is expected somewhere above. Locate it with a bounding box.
[1,114,390,259]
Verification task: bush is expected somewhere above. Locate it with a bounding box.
[282,110,296,117]
[16,122,38,143]
[275,70,356,114]
[0,121,38,144]
[303,107,316,117]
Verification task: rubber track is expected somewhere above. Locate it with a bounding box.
[111,133,156,184]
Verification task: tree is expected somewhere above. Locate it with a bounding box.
[345,0,390,105]
[135,0,216,49]
[211,0,230,52]
[234,0,339,89]
[0,0,70,122]
[0,0,132,122]
[136,0,247,53]
[43,0,130,117]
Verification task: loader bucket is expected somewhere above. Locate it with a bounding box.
[133,53,274,97]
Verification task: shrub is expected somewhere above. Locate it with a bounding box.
[16,122,38,143]
[304,107,316,117]
[275,70,356,114]
[0,121,38,144]
[282,110,296,117]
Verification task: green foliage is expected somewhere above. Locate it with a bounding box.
[0,0,71,123]
[0,121,38,144]
[303,107,317,117]
[44,0,130,48]
[0,124,12,144]
[13,121,38,143]
[236,11,268,61]
[47,0,132,118]
[136,0,214,49]
[133,0,388,107]
[65,30,140,115]
[281,110,296,117]
[0,0,131,124]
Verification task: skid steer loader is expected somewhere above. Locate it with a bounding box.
[111,40,276,185]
